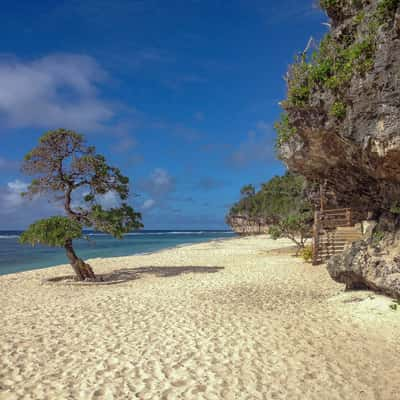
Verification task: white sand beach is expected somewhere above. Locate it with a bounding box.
[1,235,400,400]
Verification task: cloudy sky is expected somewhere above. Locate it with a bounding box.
[0,0,326,229]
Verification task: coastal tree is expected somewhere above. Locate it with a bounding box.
[227,172,313,252]
[19,129,143,281]
[240,184,256,198]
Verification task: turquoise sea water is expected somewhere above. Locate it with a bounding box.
[0,230,235,276]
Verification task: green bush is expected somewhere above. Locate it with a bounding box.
[375,0,400,25]
[372,230,385,246]
[269,213,312,254]
[330,101,347,119]
[299,245,313,262]
[390,299,400,310]
[390,201,400,214]
[354,10,366,25]
[274,113,297,148]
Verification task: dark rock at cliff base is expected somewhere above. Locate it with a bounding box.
[327,229,400,299]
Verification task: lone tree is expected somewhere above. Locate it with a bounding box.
[20,129,143,281]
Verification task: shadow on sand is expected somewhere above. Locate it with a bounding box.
[46,265,224,285]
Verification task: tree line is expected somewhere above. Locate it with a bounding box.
[226,172,313,253]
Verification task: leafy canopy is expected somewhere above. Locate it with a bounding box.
[21,129,143,239]
[227,172,312,250]
[227,172,310,221]
[20,216,83,247]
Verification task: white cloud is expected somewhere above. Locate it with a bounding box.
[139,168,176,197]
[0,179,62,228]
[71,189,121,211]
[142,199,156,210]
[0,180,29,213]
[136,168,176,212]
[111,135,137,153]
[98,191,120,209]
[229,121,275,167]
[0,54,114,131]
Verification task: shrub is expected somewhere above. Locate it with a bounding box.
[330,101,347,119]
[269,213,313,254]
[274,113,297,148]
[390,299,400,310]
[299,245,313,262]
[375,0,400,25]
[390,201,400,214]
[286,57,312,107]
[372,230,385,246]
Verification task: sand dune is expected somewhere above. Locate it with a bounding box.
[1,236,400,399]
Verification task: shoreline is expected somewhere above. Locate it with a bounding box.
[0,232,237,278]
[1,235,400,399]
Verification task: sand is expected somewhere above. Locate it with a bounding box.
[1,235,400,400]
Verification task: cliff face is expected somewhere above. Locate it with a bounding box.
[226,215,269,235]
[279,0,400,212]
[278,0,400,297]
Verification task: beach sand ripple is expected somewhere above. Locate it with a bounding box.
[1,236,400,399]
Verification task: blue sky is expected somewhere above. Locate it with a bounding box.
[0,0,327,229]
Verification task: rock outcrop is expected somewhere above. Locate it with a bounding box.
[278,0,400,297]
[279,0,400,212]
[327,214,400,298]
[226,215,269,235]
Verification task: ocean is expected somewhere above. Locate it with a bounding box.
[0,230,235,276]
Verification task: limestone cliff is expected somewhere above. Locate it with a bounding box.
[277,0,400,297]
[225,214,269,235]
[278,0,400,213]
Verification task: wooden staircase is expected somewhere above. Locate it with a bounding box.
[312,208,364,265]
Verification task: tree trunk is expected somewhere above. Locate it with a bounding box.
[64,239,96,281]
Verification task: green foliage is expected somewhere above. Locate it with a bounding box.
[287,34,375,104]
[330,101,347,119]
[354,10,366,25]
[20,130,144,280]
[281,0,388,130]
[89,204,143,239]
[20,217,83,247]
[390,299,400,310]
[299,245,313,262]
[240,184,256,198]
[228,172,309,220]
[390,201,400,215]
[21,129,143,239]
[372,230,385,246]
[319,0,365,13]
[269,213,312,252]
[274,113,297,148]
[375,0,400,25]
[227,172,313,250]
[286,56,312,107]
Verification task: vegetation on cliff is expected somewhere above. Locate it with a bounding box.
[275,0,399,149]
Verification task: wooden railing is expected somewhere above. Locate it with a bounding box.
[312,208,357,265]
[319,208,352,229]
